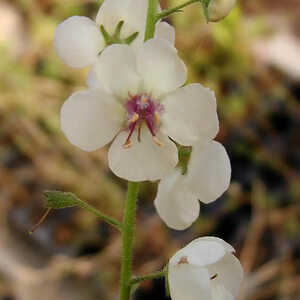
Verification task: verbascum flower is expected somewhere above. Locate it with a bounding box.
[154,141,231,230]
[60,38,219,182]
[54,0,175,68]
[206,0,236,22]
[168,237,243,300]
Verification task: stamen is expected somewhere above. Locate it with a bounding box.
[124,94,165,149]
[141,95,148,104]
[123,122,137,149]
[153,136,164,147]
[123,139,133,149]
[210,274,218,280]
[145,119,156,137]
[178,256,188,265]
[155,112,160,125]
[128,113,139,123]
[137,123,142,142]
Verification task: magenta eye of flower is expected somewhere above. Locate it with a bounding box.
[123,94,164,148]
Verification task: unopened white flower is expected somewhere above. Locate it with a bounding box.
[207,0,236,22]
[54,0,175,68]
[168,237,243,300]
[154,140,231,230]
[60,38,219,182]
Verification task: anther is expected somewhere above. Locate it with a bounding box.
[123,140,133,149]
[153,136,164,147]
[178,256,188,265]
[137,123,142,142]
[141,95,148,103]
[128,113,139,123]
[155,112,160,125]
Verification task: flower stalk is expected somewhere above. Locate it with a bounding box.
[144,0,159,41]
[156,0,201,21]
[130,268,167,285]
[120,182,140,300]
[78,197,123,231]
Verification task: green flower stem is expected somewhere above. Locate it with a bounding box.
[156,0,201,20]
[144,0,159,41]
[42,191,123,232]
[78,199,123,231]
[120,182,140,300]
[130,269,166,285]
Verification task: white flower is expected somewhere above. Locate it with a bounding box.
[154,140,231,230]
[54,0,175,68]
[207,0,236,22]
[168,237,243,300]
[60,38,219,182]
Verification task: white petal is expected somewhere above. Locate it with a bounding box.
[168,264,211,300]
[95,44,141,97]
[212,285,234,300]
[186,141,231,204]
[189,236,235,253]
[96,0,132,36]
[154,170,200,230]
[155,22,175,45]
[161,83,219,146]
[60,90,124,151]
[87,66,101,89]
[207,253,243,297]
[125,0,163,49]
[169,240,226,268]
[54,16,104,68]
[126,0,149,34]
[96,0,161,47]
[137,38,187,97]
[108,128,178,181]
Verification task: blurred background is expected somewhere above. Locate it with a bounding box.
[0,0,299,299]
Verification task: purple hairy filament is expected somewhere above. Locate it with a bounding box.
[123,94,164,148]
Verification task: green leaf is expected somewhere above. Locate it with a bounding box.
[44,191,81,209]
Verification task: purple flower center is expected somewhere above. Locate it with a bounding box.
[123,94,164,148]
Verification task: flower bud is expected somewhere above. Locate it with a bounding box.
[205,0,236,22]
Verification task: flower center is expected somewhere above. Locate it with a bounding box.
[123,94,164,148]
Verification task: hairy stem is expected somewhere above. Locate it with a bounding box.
[130,269,166,285]
[144,0,159,41]
[78,200,123,231]
[156,0,201,20]
[120,182,140,300]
